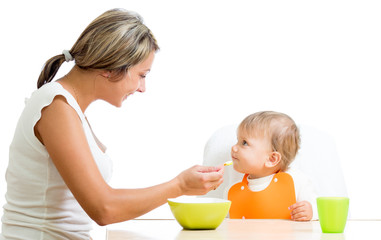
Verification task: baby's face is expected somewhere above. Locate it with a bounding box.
[231,130,273,178]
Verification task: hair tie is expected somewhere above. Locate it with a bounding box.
[62,50,74,62]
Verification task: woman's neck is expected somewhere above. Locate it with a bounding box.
[59,66,98,113]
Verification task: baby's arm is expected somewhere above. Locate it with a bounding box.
[288,168,318,220]
[289,201,313,221]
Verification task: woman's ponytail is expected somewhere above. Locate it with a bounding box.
[37,54,66,89]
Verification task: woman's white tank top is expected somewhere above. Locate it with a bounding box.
[1,82,113,239]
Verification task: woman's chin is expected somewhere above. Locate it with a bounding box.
[109,100,123,108]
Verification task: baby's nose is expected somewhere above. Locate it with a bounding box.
[231,145,238,152]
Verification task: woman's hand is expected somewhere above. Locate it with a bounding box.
[289,200,313,221]
[176,165,224,196]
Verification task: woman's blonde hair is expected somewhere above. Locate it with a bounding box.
[37,8,159,88]
[238,111,300,171]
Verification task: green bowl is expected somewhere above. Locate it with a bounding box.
[168,197,231,230]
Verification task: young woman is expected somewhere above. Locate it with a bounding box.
[1,8,223,239]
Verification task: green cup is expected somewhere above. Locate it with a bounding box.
[317,197,349,233]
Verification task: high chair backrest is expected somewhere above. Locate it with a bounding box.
[202,124,348,200]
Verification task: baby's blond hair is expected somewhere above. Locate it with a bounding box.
[238,111,300,171]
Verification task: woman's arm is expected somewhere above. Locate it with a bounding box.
[35,96,223,225]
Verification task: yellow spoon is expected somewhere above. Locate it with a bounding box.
[224,160,233,166]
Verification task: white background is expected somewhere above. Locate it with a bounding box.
[0,0,380,223]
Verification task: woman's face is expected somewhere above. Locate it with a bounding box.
[100,51,155,107]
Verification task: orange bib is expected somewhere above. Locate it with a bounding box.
[228,172,296,219]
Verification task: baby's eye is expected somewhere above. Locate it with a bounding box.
[242,140,248,146]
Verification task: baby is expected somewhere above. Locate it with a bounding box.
[228,111,317,221]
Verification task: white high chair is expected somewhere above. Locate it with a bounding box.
[202,124,348,199]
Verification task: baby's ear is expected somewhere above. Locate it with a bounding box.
[265,152,281,168]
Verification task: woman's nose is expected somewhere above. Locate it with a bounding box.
[137,79,146,93]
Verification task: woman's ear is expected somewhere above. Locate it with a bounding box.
[100,71,111,79]
[265,152,281,168]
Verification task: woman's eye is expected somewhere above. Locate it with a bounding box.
[140,71,150,79]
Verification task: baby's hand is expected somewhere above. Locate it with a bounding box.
[289,201,313,221]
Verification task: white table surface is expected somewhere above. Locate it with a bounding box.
[105,219,380,240]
